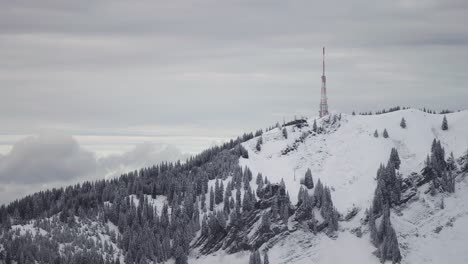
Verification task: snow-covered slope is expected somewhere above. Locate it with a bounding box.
[240,109,468,212]
[5,109,468,264]
[234,109,468,264]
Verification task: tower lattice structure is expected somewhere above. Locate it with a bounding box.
[319,47,329,118]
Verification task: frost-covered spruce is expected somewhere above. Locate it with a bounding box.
[383,128,389,138]
[263,251,270,264]
[249,250,263,264]
[260,211,271,232]
[389,148,401,170]
[282,127,288,139]
[447,152,457,171]
[303,168,314,189]
[400,117,406,128]
[256,173,263,185]
[424,138,456,193]
[256,136,263,151]
[442,115,448,130]
[210,186,215,211]
[369,151,403,263]
[374,129,379,138]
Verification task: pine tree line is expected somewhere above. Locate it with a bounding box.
[0,134,257,264]
[296,170,339,233]
[248,250,269,264]
[423,139,456,194]
[368,149,403,263]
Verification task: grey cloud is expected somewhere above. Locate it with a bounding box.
[99,142,190,173]
[0,134,189,204]
[0,134,97,184]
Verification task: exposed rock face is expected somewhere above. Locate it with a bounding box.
[194,184,291,255]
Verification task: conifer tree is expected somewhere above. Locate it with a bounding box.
[224,190,231,214]
[383,129,389,138]
[271,197,279,220]
[282,203,289,226]
[389,148,401,170]
[209,187,215,211]
[447,152,457,171]
[464,150,468,172]
[400,117,406,128]
[314,179,324,208]
[442,115,448,130]
[256,137,263,151]
[313,119,318,132]
[303,168,314,189]
[263,251,269,264]
[201,192,207,212]
[374,130,379,138]
[282,127,288,139]
[256,173,263,185]
[260,211,271,232]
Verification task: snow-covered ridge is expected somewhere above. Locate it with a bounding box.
[226,108,468,264]
[241,109,468,212]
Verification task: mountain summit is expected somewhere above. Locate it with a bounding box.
[1,108,468,264]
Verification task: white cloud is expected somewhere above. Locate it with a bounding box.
[98,142,190,179]
[0,133,97,184]
[0,133,189,204]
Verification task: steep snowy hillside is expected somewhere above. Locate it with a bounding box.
[234,109,468,264]
[2,109,468,264]
[240,109,468,212]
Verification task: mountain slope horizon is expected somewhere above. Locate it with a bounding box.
[1,107,468,264]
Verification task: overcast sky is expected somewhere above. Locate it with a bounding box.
[1,0,468,204]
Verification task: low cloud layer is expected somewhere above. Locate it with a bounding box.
[100,143,189,172]
[0,133,188,204]
[0,134,97,184]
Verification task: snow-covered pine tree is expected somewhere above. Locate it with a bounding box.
[313,119,318,132]
[442,115,448,130]
[400,117,406,128]
[282,127,288,139]
[256,137,263,151]
[260,211,271,232]
[295,191,314,221]
[314,179,324,208]
[447,152,457,171]
[383,128,389,138]
[368,151,403,263]
[464,150,468,172]
[209,187,215,211]
[256,173,263,185]
[303,168,314,189]
[321,186,339,232]
[389,148,401,170]
[263,251,270,264]
[248,250,263,264]
[282,202,289,225]
[224,190,231,214]
[374,129,379,138]
[378,209,402,263]
[297,186,307,205]
[280,178,286,189]
[201,192,207,212]
[271,196,279,219]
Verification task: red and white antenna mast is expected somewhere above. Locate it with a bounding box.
[319,47,329,118]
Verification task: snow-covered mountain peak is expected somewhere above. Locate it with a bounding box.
[241,109,468,212]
